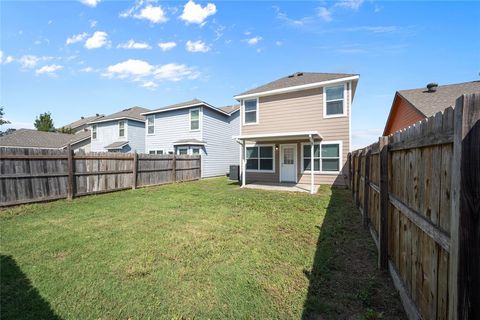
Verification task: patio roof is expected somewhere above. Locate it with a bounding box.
[173,139,207,146]
[233,131,323,142]
[105,141,129,150]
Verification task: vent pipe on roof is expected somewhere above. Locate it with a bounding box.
[81,116,84,119]
[427,83,438,92]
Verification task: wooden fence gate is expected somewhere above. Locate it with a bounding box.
[348,94,479,320]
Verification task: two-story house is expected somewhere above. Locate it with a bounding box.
[89,106,149,153]
[233,72,359,193]
[142,99,240,178]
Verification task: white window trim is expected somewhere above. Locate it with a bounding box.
[146,115,155,136]
[190,146,201,155]
[91,124,97,140]
[245,144,275,173]
[148,149,165,155]
[301,140,343,175]
[189,107,202,132]
[323,84,347,119]
[242,98,259,126]
[118,120,127,139]
[177,146,189,155]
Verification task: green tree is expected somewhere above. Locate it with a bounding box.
[0,107,10,126]
[57,126,73,134]
[34,112,55,132]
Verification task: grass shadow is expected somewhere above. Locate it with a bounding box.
[1,255,61,320]
[301,187,405,320]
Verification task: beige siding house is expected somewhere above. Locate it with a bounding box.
[233,72,359,193]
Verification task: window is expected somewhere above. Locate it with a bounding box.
[191,147,200,155]
[149,150,164,155]
[243,99,258,124]
[92,124,97,139]
[190,108,200,131]
[302,142,341,173]
[147,116,154,134]
[119,120,125,137]
[246,145,274,172]
[324,84,345,117]
[177,147,188,155]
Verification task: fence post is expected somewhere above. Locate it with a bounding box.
[67,144,74,200]
[198,155,201,180]
[132,152,138,190]
[356,150,363,208]
[363,148,371,228]
[172,154,176,183]
[351,151,356,199]
[378,136,389,270]
[347,152,352,189]
[449,94,480,320]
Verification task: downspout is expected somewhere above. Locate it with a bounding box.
[309,134,315,194]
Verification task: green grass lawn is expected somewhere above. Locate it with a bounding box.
[0,178,405,319]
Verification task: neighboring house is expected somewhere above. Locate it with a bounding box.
[61,114,104,134]
[0,129,91,152]
[142,99,240,178]
[233,72,359,192]
[89,107,149,153]
[383,81,480,135]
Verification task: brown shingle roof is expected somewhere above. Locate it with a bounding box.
[89,106,150,124]
[104,141,129,149]
[398,81,480,117]
[219,105,240,114]
[0,129,90,149]
[236,72,358,97]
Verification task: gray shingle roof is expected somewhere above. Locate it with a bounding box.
[0,129,90,149]
[89,106,150,124]
[143,99,231,116]
[104,141,129,149]
[397,81,480,117]
[63,114,104,130]
[173,138,207,145]
[219,105,240,114]
[236,72,358,97]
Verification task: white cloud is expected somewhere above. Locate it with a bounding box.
[79,0,100,7]
[185,40,210,53]
[317,7,332,22]
[0,51,11,64]
[48,20,53,25]
[103,59,199,87]
[19,55,41,68]
[117,39,152,49]
[275,41,283,46]
[66,32,88,45]
[141,81,158,89]
[84,31,109,49]
[344,26,400,33]
[274,6,314,28]
[335,0,364,10]
[120,1,167,24]
[79,67,96,72]
[153,63,199,81]
[247,36,262,45]
[35,64,63,75]
[90,20,97,28]
[180,0,216,25]
[158,41,177,51]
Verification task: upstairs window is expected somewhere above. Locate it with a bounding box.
[92,124,97,139]
[246,145,274,172]
[244,99,258,124]
[190,108,200,131]
[147,116,154,134]
[324,85,345,117]
[118,120,125,137]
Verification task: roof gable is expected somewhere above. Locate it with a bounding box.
[142,99,233,116]
[89,106,150,124]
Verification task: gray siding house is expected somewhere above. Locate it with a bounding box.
[142,99,240,178]
[89,107,149,153]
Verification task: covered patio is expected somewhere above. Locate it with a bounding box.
[234,131,323,194]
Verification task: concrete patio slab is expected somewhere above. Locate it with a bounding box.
[242,182,319,193]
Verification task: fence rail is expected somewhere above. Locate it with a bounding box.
[0,148,201,207]
[348,94,479,320]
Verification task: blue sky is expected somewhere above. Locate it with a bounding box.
[1,0,479,148]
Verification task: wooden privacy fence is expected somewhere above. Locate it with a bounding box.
[348,94,479,320]
[0,148,201,207]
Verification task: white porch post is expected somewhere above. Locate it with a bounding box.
[241,140,246,188]
[309,134,315,194]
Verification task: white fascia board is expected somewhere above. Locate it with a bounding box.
[87,117,145,125]
[234,75,360,100]
[233,131,323,140]
[141,103,230,117]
